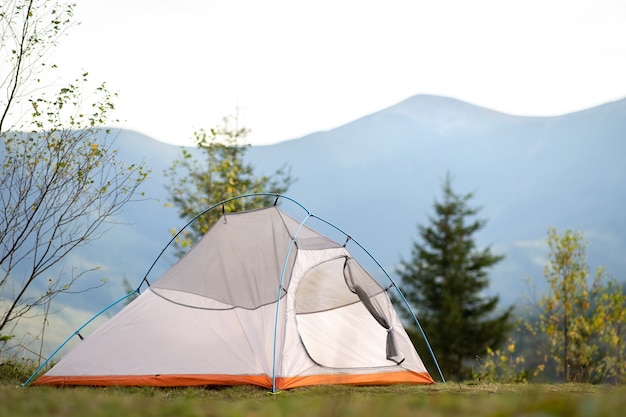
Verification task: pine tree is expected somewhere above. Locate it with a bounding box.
[397,174,512,380]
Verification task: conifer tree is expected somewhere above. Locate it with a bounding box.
[397,174,512,380]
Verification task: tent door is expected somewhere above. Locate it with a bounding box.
[295,257,396,369]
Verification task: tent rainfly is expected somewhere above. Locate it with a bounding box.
[29,196,439,391]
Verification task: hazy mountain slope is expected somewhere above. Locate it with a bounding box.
[9,95,625,353]
[246,95,626,303]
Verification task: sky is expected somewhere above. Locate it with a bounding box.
[50,0,626,146]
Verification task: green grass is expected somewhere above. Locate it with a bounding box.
[1,383,626,417]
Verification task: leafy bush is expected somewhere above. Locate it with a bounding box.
[473,339,544,383]
[0,357,38,386]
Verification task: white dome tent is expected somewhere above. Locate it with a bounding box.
[25,194,443,391]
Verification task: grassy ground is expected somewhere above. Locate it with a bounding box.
[1,382,625,417]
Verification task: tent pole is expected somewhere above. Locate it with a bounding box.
[22,290,139,387]
[25,193,445,387]
[309,214,446,384]
[270,212,312,393]
[139,193,307,288]
[393,287,446,384]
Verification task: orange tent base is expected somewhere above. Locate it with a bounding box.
[34,370,434,389]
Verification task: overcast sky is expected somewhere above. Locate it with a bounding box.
[52,0,626,146]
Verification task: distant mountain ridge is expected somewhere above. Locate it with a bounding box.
[12,94,626,353]
[101,95,626,297]
[245,94,626,302]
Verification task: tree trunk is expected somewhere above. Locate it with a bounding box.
[563,314,569,382]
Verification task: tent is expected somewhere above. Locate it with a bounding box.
[30,196,439,390]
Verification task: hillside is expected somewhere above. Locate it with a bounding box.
[246,95,626,301]
[7,94,626,354]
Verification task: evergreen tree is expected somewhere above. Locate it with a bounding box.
[397,174,512,380]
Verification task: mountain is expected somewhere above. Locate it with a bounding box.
[9,94,626,353]
[246,95,626,299]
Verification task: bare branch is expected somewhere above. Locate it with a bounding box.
[0,1,149,338]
